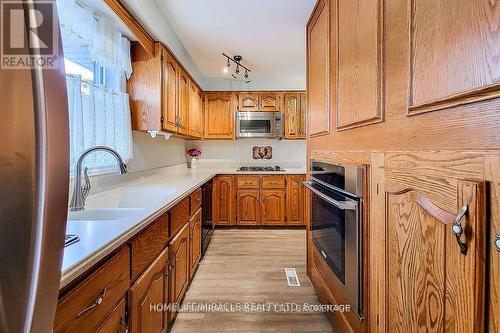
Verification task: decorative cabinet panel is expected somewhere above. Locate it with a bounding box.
[284,93,306,139]
[95,299,127,333]
[177,68,190,136]
[188,83,203,138]
[129,248,169,333]
[259,92,283,112]
[170,224,190,306]
[336,0,383,130]
[189,208,202,279]
[213,175,235,225]
[238,93,259,111]
[237,189,260,225]
[307,0,330,137]
[161,49,178,133]
[204,93,235,139]
[286,175,305,225]
[261,189,286,225]
[407,0,500,115]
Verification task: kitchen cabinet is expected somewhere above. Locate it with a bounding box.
[170,196,190,237]
[238,92,259,111]
[336,0,383,130]
[129,248,169,333]
[261,189,286,225]
[129,42,202,139]
[213,175,235,225]
[189,208,202,279]
[286,175,305,225]
[204,93,235,139]
[236,189,260,225]
[170,223,190,307]
[259,92,283,112]
[306,0,330,137]
[95,298,127,333]
[284,93,306,139]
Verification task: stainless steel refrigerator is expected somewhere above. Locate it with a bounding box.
[0,1,69,332]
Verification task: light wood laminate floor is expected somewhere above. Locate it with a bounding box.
[171,229,334,333]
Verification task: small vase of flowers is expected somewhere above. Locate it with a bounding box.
[187,148,201,169]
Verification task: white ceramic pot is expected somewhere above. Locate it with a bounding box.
[190,156,197,169]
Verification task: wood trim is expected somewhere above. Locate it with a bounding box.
[103,0,155,56]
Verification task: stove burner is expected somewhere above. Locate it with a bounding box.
[237,166,285,172]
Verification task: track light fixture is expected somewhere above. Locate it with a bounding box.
[222,53,251,83]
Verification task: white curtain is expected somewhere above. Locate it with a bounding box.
[66,75,132,173]
[56,0,132,78]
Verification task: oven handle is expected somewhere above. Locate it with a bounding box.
[303,181,358,211]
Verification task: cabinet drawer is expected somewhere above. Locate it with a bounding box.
[170,196,190,237]
[54,248,130,333]
[237,175,261,189]
[95,298,127,333]
[130,214,169,281]
[189,188,202,216]
[262,175,286,189]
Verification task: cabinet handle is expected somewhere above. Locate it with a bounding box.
[76,287,107,318]
[120,317,129,333]
[495,234,500,252]
[451,203,469,255]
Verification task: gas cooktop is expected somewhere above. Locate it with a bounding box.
[237,166,285,172]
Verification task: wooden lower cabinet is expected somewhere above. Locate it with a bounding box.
[286,175,305,225]
[237,189,260,225]
[213,175,235,225]
[189,208,202,279]
[170,223,190,307]
[95,298,127,333]
[261,189,286,225]
[128,248,169,333]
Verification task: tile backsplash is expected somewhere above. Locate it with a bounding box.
[186,138,306,164]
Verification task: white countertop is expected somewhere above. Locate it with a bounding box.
[61,163,305,289]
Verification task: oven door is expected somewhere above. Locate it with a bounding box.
[236,112,279,138]
[304,181,363,318]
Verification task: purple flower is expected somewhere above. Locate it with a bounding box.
[187,148,202,157]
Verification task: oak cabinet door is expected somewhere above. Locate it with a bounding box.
[129,248,169,333]
[237,189,260,225]
[161,49,179,133]
[238,93,259,111]
[95,299,127,333]
[261,189,286,225]
[307,0,330,137]
[213,175,235,225]
[300,93,306,137]
[188,83,202,138]
[189,208,202,279]
[170,224,190,307]
[259,92,282,112]
[286,175,305,225]
[177,69,190,135]
[284,93,302,139]
[204,93,235,139]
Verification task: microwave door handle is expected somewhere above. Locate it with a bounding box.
[303,181,357,211]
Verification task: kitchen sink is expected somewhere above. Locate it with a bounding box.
[67,208,144,221]
[84,188,176,209]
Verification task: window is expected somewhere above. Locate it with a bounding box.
[57,0,133,175]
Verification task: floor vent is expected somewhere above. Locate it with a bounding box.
[284,268,301,287]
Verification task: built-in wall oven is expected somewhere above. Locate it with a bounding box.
[303,160,365,318]
[236,111,282,138]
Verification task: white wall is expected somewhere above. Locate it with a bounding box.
[186,138,306,165]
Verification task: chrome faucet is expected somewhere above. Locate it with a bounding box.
[69,146,127,211]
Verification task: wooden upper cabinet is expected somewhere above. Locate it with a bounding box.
[307,0,330,137]
[284,93,306,139]
[204,93,235,139]
[259,92,283,112]
[161,48,178,133]
[408,0,500,115]
[129,248,169,333]
[238,93,259,111]
[213,175,235,225]
[129,42,162,132]
[237,189,260,225]
[286,175,305,225]
[188,83,202,138]
[336,0,383,130]
[380,152,487,332]
[177,68,190,136]
[261,189,286,225]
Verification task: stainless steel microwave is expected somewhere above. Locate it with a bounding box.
[236,111,282,139]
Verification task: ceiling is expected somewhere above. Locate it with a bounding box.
[153,0,316,90]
